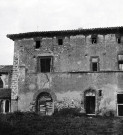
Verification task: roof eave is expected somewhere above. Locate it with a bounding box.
[7,26,123,41]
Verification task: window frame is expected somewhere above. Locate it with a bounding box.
[117,93,123,116]
[90,56,99,72]
[118,54,123,71]
[37,56,53,73]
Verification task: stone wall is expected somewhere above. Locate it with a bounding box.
[12,33,123,115]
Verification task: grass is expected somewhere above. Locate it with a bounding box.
[0,111,123,135]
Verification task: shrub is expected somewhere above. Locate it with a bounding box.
[102,110,115,117]
[0,117,13,135]
[53,107,85,117]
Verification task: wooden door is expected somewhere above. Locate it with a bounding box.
[86,96,95,114]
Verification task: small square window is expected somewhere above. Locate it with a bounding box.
[38,56,52,73]
[58,38,63,45]
[35,41,40,49]
[99,90,102,96]
[117,38,121,44]
[91,57,99,71]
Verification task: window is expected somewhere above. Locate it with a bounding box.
[5,100,10,113]
[0,78,3,88]
[0,100,10,113]
[117,94,123,116]
[38,56,52,73]
[58,38,63,45]
[99,90,102,96]
[117,38,121,44]
[35,41,41,49]
[91,35,97,44]
[116,34,123,44]
[91,57,99,71]
[118,55,123,70]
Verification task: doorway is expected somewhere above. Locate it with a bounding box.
[85,90,96,115]
[37,92,53,115]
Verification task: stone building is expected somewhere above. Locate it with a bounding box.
[6,26,123,116]
[0,65,12,113]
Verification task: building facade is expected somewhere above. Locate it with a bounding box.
[7,26,123,116]
[0,66,12,113]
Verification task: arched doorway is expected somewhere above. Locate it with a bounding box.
[36,92,53,115]
[84,90,96,115]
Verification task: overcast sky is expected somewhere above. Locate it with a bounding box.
[0,0,123,65]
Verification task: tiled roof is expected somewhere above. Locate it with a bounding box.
[0,65,13,73]
[7,26,123,41]
[0,88,11,99]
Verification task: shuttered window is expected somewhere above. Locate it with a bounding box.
[37,56,53,73]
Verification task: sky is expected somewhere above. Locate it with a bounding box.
[0,0,123,65]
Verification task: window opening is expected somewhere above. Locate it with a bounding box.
[99,90,102,96]
[5,100,9,113]
[0,100,3,113]
[38,57,52,73]
[58,38,63,45]
[91,35,97,44]
[118,55,123,71]
[117,38,121,44]
[0,78,3,88]
[35,41,40,49]
[117,94,123,116]
[91,57,99,71]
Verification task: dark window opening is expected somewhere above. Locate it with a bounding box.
[58,38,63,45]
[117,38,121,44]
[5,100,9,113]
[117,94,123,116]
[0,100,3,113]
[38,57,52,73]
[92,37,97,44]
[118,105,123,116]
[92,63,98,71]
[91,57,99,71]
[117,94,123,104]
[35,41,40,49]
[0,78,3,88]
[99,90,102,96]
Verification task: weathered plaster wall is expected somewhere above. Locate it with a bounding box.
[12,34,123,115]
[14,34,122,73]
